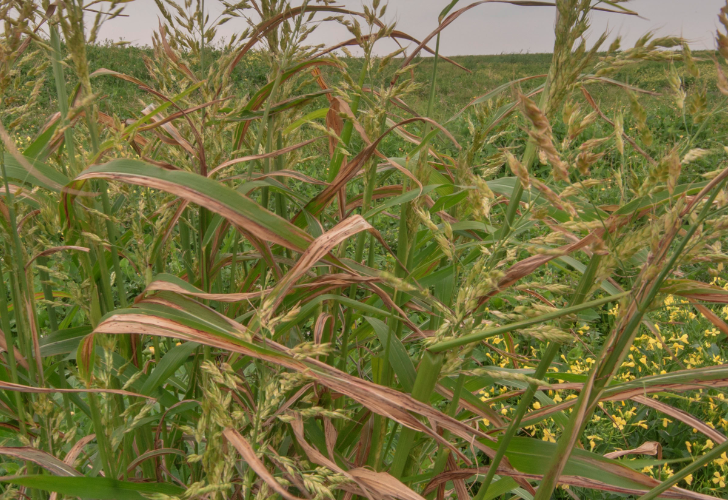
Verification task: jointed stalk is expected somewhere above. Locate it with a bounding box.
[0,148,40,385]
[382,32,444,478]
[425,373,465,500]
[0,268,26,436]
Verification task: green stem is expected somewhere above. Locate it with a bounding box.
[88,391,115,475]
[496,37,555,243]
[179,211,196,283]
[429,291,627,353]
[370,34,444,477]
[326,61,369,183]
[0,270,26,436]
[0,147,39,384]
[252,63,284,202]
[389,351,444,478]
[36,256,58,332]
[50,24,77,175]
[425,374,465,499]
[100,185,127,308]
[273,131,287,220]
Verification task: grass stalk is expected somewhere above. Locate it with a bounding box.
[429,291,627,353]
[473,254,603,498]
[0,269,26,436]
[534,178,728,500]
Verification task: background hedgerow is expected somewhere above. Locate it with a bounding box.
[1,0,728,499]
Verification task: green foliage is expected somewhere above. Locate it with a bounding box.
[1,1,728,500]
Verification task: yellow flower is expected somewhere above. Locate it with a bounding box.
[613,416,627,431]
[685,441,692,453]
[684,474,693,486]
[632,420,648,430]
[663,418,672,428]
[715,452,728,466]
[587,435,602,451]
[705,439,715,450]
[542,428,556,443]
[553,393,563,403]
[481,418,490,427]
[669,333,689,344]
[533,402,541,410]
[713,472,726,488]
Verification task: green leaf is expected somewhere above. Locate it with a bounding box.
[480,477,520,500]
[364,316,416,392]
[3,152,69,191]
[23,120,60,160]
[1,475,185,500]
[40,326,93,357]
[73,159,315,255]
[482,436,660,492]
[225,90,333,122]
[283,107,329,135]
[139,341,199,396]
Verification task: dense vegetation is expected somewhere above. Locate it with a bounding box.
[1,1,728,499]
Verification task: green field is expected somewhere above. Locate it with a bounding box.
[2,2,728,500]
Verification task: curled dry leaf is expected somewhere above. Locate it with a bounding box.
[0,447,81,477]
[224,428,305,500]
[291,414,425,500]
[604,441,662,460]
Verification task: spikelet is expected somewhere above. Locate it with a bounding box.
[561,179,605,198]
[470,367,553,388]
[515,283,572,294]
[291,341,333,360]
[595,34,682,77]
[666,147,682,195]
[522,325,574,343]
[378,271,417,293]
[682,149,710,165]
[715,60,728,96]
[719,4,728,60]
[575,138,609,175]
[519,93,569,181]
[505,151,530,189]
[682,42,700,78]
[628,92,653,147]
[569,111,598,142]
[614,112,625,155]
[531,179,577,219]
[668,65,686,110]
[688,88,708,123]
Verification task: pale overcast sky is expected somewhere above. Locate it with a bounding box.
[97,0,726,55]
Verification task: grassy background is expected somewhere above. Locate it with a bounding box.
[22,45,724,130]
